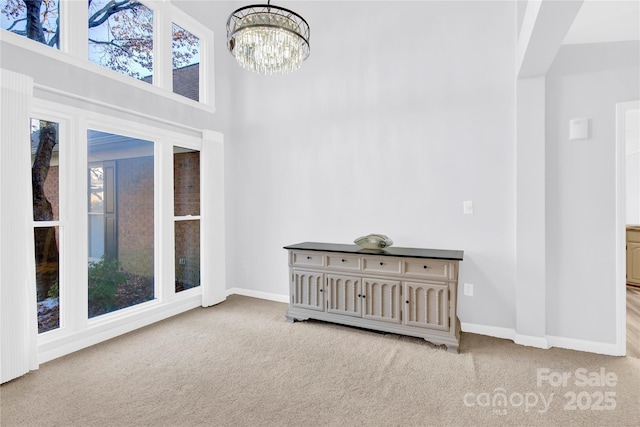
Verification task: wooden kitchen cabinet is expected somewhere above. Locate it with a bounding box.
[628,226,640,287]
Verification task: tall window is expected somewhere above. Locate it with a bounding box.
[88,0,154,82]
[174,146,200,292]
[87,130,154,317]
[172,23,199,101]
[31,119,61,333]
[1,0,60,48]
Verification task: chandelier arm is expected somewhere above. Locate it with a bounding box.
[227,24,310,49]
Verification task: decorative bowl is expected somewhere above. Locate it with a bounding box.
[354,234,393,250]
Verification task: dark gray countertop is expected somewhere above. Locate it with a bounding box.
[284,242,463,261]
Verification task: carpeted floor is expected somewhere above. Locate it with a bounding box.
[1,295,639,426]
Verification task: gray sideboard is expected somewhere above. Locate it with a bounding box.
[284,242,464,353]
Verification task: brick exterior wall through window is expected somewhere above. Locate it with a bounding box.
[174,150,200,290]
[38,153,202,285]
[117,156,154,278]
[174,151,200,216]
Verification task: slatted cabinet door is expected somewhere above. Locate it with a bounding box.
[292,270,325,311]
[363,278,401,323]
[327,274,362,317]
[403,281,449,331]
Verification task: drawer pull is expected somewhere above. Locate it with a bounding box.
[307,256,312,260]
[423,265,428,269]
[379,262,384,266]
[341,259,346,262]
[358,294,362,298]
[319,289,323,293]
[406,300,409,304]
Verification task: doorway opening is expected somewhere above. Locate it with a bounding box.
[616,100,640,357]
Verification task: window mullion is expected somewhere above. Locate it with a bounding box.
[159,141,174,301]
[154,8,172,92]
[63,0,89,61]
[199,32,213,105]
[66,118,89,329]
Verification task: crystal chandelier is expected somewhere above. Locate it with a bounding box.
[226,1,310,76]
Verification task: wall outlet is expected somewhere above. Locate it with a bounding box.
[179,258,186,265]
[464,283,474,296]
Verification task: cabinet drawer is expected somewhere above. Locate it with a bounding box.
[327,254,361,271]
[362,257,401,275]
[403,259,452,280]
[628,229,640,243]
[292,251,324,267]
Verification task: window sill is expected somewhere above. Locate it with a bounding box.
[37,289,204,362]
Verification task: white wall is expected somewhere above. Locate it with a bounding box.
[218,1,517,328]
[546,41,640,343]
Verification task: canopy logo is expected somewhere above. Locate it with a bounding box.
[463,367,618,416]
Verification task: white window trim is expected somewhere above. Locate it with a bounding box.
[33,99,224,363]
[29,111,72,336]
[0,0,215,112]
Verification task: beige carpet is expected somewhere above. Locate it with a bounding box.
[1,295,639,426]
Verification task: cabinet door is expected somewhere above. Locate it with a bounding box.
[363,278,401,324]
[403,281,449,331]
[292,270,325,311]
[628,242,640,285]
[327,274,361,317]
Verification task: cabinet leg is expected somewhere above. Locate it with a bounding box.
[446,345,459,354]
[285,312,309,323]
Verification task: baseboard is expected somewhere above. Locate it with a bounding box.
[461,322,623,355]
[546,335,623,356]
[514,333,550,349]
[460,322,515,341]
[226,287,289,304]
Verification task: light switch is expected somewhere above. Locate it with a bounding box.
[463,200,474,215]
[569,118,590,140]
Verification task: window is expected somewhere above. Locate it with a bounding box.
[2,1,212,106]
[1,0,60,48]
[172,23,199,101]
[31,119,61,333]
[87,130,154,317]
[0,2,220,375]
[174,146,200,292]
[88,0,153,82]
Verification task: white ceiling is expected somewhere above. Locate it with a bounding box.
[563,0,640,45]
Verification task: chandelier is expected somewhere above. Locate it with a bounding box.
[226,1,310,76]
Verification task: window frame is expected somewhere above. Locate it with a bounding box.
[29,112,69,335]
[0,0,214,110]
[30,96,222,362]
[0,1,223,376]
[173,145,202,293]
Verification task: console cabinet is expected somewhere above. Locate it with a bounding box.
[284,242,464,353]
